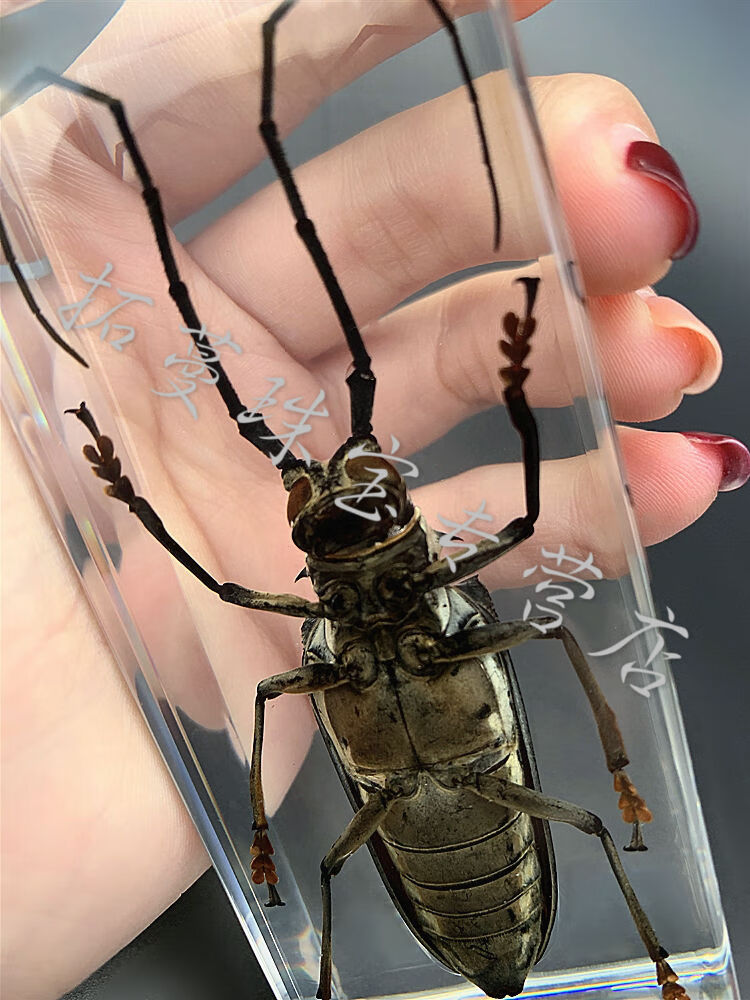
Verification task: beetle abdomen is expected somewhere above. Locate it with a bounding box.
[305,581,555,996]
[378,765,544,997]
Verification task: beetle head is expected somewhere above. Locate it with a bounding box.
[282,437,414,558]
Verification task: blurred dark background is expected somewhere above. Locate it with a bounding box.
[1,1,747,998]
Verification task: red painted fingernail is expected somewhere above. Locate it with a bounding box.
[679,432,750,492]
[626,141,699,259]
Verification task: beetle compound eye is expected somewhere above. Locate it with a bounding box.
[341,454,410,531]
[286,476,312,523]
[344,454,400,486]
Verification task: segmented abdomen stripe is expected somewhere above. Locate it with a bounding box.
[380,807,520,855]
[399,838,534,893]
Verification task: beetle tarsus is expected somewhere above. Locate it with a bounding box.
[662,985,690,1000]
[614,769,652,849]
[251,827,283,903]
[66,403,137,506]
[657,958,691,999]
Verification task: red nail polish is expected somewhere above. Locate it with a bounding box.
[626,141,699,259]
[679,432,750,492]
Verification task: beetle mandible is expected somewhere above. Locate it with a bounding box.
[0,2,692,998]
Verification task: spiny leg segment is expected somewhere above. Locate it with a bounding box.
[406,607,679,999]
[316,789,401,1000]
[249,659,349,908]
[249,664,404,999]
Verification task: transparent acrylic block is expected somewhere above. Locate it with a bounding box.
[0,2,737,999]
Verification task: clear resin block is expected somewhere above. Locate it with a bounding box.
[0,2,737,999]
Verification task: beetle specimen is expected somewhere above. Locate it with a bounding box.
[0,2,693,999]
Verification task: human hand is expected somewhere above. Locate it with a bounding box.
[2,3,747,999]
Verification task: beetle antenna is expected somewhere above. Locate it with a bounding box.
[0,212,88,367]
[260,0,376,441]
[3,68,302,473]
[260,0,504,442]
[425,0,502,251]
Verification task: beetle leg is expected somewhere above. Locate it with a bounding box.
[66,403,324,619]
[250,661,348,907]
[317,787,401,1000]
[430,616,654,849]
[460,773,691,1000]
[536,620,653,850]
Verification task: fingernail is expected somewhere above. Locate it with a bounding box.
[626,140,699,259]
[635,285,657,298]
[643,295,722,394]
[679,432,750,492]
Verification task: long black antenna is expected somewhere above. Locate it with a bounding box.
[2,68,301,473]
[260,0,376,441]
[259,0,503,442]
[425,0,502,251]
[0,212,88,367]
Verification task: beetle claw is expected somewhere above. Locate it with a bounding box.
[265,883,285,907]
[624,818,648,852]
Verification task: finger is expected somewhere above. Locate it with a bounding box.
[40,0,550,221]
[413,425,742,589]
[189,71,696,361]
[316,264,723,454]
[590,288,723,410]
[533,73,698,286]
[0,411,209,1000]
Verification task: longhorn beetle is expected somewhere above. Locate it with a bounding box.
[0,2,692,998]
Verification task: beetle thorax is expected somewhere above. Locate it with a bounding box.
[307,512,434,626]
